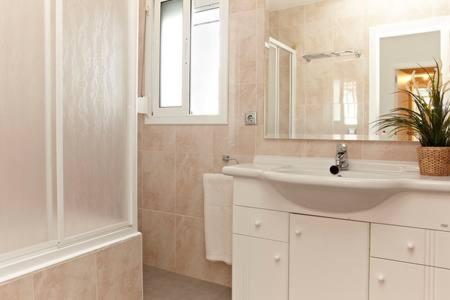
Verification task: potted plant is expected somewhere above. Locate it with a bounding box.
[373,60,450,176]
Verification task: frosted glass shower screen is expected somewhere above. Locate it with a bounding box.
[61,0,133,238]
[0,0,54,255]
[0,0,136,262]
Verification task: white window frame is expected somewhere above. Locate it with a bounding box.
[144,0,229,124]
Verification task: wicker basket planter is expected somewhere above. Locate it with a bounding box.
[417,147,450,176]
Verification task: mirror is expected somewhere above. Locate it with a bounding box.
[264,0,450,141]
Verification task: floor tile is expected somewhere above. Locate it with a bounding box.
[143,266,231,300]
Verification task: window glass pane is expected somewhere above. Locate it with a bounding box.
[160,0,183,108]
[190,2,220,115]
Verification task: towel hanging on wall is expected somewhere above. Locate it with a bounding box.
[203,173,233,265]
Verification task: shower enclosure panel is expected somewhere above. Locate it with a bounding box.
[58,0,136,242]
[0,0,138,268]
[0,0,56,257]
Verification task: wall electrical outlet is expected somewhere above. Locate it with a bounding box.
[245,112,257,125]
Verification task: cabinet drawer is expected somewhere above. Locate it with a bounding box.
[371,224,426,265]
[233,206,289,242]
[370,258,425,300]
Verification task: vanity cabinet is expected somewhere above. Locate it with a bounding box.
[226,157,450,300]
[289,215,369,300]
[233,205,450,300]
[233,207,450,300]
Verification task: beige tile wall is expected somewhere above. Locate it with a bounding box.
[138,0,450,287]
[138,0,264,287]
[0,236,143,300]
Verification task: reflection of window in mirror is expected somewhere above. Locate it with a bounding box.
[343,81,358,127]
[332,80,358,134]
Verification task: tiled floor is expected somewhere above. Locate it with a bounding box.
[143,266,231,300]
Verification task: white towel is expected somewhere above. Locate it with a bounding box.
[203,173,233,265]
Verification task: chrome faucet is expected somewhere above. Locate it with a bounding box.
[330,144,349,174]
[335,144,349,170]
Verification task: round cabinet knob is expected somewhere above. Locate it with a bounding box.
[377,275,385,284]
[254,220,262,228]
[274,255,281,262]
[295,229,302,236]
[407,242,415,251]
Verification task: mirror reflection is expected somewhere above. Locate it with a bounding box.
[264,0,450,141]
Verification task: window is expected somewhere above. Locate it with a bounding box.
[146,0,228,124]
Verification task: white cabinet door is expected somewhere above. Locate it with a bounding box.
[233,234,288,300]
[435,267,450,300]
[289,214,369,300]
[370,258,425,300]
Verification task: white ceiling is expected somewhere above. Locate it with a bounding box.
[266,0,323,11]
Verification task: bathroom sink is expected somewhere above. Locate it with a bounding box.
[223,156,450,213]
[271,166,401,179]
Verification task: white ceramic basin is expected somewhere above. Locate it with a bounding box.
[223,156,450,213]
